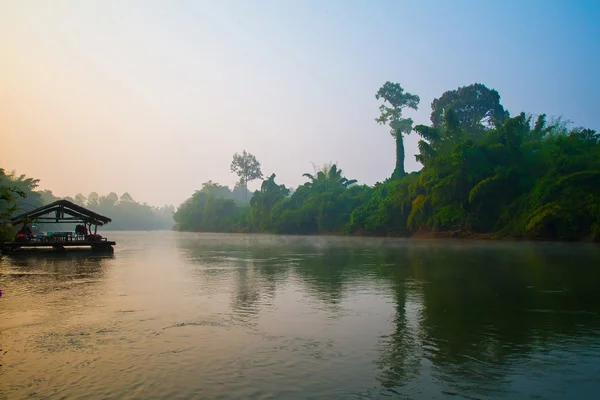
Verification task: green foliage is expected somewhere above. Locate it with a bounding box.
[173,179,256,232]
[173,190,243,232]
[171,83,600,243]
[200,181,235,199]
[430,83,509,130]
[0,169,43,213]
[269,164,369,235]
[175,163,370,235]
[1,168,37,243]
[349,85,599,241]
[249,174,290,232]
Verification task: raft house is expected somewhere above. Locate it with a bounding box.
[2,200,116,253]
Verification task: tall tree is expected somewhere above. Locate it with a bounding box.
[376,82,420,178]
[230,150,263,202]
[430,83,509,131]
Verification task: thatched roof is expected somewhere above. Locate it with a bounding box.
[11,200,112,226]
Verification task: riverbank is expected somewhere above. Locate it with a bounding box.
[174,228,599,243]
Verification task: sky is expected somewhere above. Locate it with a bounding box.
[1,0,599,207]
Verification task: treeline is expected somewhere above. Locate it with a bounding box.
[0,169,174,239]
[40,191,175,231]
[174,83,600,241]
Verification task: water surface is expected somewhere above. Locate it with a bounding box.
[1,232,600,399]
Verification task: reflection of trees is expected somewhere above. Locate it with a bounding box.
[291,247,360,309]
[369,247,424,390]
[230,260,262,328]
[176,234,600,397]
[374,266,418,389]
[175,235,292,327]
[230,249,291,328]
[363,241,600,397]
[415,242,600,396]
[288,243,425,388]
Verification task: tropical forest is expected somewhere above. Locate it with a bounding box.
[172,83,600,242]
[2,82,599,242]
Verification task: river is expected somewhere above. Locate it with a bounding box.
[1,232,600,399]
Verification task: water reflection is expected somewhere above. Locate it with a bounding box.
[0,251,115,359]
[1,252,112,294]
[2,233,600,399]
[175,235,600,398]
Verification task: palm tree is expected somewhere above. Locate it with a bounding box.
[254,173,289,207]
[302,163,357,191]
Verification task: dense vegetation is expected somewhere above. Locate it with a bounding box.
[3,82,598,242]
[174,83,599,241]
[0,168,174,242]
[1,168,41,243]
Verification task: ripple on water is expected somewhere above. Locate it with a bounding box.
[2,233,600,399]
[163,319,230,330]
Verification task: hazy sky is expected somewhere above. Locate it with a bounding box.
[1,0,599,207]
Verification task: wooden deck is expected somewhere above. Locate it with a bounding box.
[2,239,115,253]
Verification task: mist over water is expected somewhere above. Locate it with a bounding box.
[1,232,600,399]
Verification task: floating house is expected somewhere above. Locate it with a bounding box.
[2,200,116,253]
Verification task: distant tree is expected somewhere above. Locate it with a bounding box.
[160,204,175,218]
[119,192,134,202]
[173,190,240,233]
[88,192,100,207]
[200,181,232,199]
[430,83,509,131]
[375,81,420,178]
[100,192,119,208]
[230,150,263,202]
[74,193,87,206]
[231,182,252,204]
[38,190,59,205]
